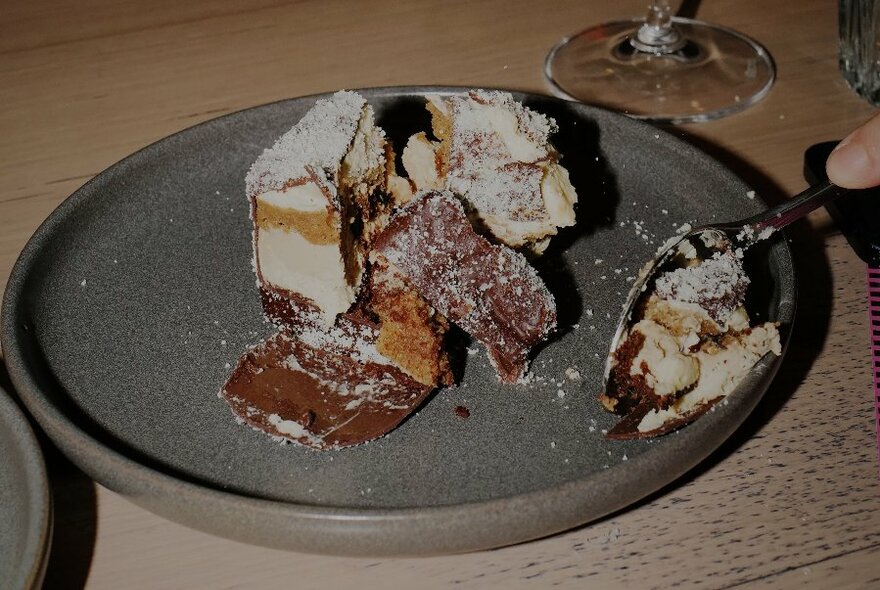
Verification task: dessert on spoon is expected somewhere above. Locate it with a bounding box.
[601,181,848,439]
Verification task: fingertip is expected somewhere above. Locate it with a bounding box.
[827,112,880,189]
[826,133,877,189]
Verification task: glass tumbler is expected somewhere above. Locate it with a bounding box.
[840,0,880,105]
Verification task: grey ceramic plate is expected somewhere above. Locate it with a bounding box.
[1,87,794,556]
[0,387,52,588]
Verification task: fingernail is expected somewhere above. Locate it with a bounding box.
[831,133,854,154]
[831,133,853,153]
[827,133,870,181]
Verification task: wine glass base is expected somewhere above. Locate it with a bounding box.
[544,17,776,124]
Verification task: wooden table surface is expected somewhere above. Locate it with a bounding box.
[2,0,879,588]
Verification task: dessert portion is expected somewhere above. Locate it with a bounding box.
[220,320,433,450]
[372,189,557,384]
[601,247,781,439]
[226,91,457,448]
[225,271,451,449]
[222,91,568,449]
[246,90,392,326]
[401,90,578,252]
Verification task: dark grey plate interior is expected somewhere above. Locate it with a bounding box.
[0,388,51,588]
[1,87,794,556]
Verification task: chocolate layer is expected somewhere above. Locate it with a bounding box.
[260,286,323,328]
[372,190,556,383]
[220,326,432,450]
[599,330,656,416]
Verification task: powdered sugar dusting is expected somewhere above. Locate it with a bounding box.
[443,91,558,222]
[296,316,389,366]
[245,90,376,198]
[654,248,749,323]
[373,190,556,383]
[457,162,546,220]
[448,90,556,167]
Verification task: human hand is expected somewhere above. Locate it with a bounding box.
[826,111,880,189]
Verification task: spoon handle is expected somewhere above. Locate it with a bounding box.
[747,180,849,231]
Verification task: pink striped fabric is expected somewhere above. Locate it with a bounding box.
[870,266,880,472]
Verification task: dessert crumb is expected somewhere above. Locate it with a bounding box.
[454,405,470,419]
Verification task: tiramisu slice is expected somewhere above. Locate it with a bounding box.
[246,90,392,326]
[602,248,781,439]
[401,90,578,252]
[373,189,557,383]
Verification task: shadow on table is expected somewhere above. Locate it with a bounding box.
[0,363,97,590]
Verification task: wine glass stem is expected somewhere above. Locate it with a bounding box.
[632,0,685,53]
[646,0,674,29]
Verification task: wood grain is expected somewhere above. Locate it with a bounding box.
[2,0,878,588]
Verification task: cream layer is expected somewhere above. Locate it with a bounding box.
[257,181,330,212]
[256,227,354,323]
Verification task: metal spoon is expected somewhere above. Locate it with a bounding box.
[602,180,848,437]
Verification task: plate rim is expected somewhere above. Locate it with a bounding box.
[0,387,53,588]
[0,85,796,555]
